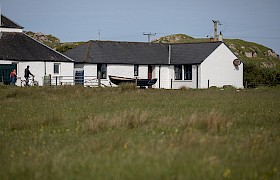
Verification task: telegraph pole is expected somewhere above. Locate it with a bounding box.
[143,32,156,43]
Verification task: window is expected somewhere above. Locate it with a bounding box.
[184,65,192,80]
[97,64,107,79]
[174,65,182,80]
[54,63,60,74]
[134,65,139,76]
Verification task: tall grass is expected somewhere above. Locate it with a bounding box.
[0,86,279,179]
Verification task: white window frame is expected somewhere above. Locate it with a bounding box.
[54,63,61,74]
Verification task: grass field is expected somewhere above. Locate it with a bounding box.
[0,85,279,179]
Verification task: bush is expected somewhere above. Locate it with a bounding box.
[244,63,280,87]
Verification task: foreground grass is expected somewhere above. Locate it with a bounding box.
[0,85,279,179]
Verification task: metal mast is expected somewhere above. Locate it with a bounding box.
[143,32,156,42]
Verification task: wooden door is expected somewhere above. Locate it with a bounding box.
[148,65,153,79]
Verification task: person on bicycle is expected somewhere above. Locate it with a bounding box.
[24,66,34,86]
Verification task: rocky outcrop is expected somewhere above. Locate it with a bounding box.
[266,49,279,59]
[153,34,194,43]
[245,51,257,58]
[25,31,60,48]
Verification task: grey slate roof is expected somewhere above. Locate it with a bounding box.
[0,15,23,29]
[170,42,222,64]
[0,32,73,62]
[64,40,223,65]
[65,41,169,65]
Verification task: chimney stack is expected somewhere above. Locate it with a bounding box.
[212,20,218,41]
[218,31,223,42]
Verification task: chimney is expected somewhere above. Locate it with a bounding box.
[213,20,218,41]
[218,31,223,42]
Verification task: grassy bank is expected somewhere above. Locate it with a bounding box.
[0,85,279,179]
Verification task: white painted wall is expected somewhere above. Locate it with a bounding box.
[200,43,243,88]
[151,65,172,89]
[50,62,74,85]
[107,64,148,87]
[170,65,198,89]
[80,63,163,87]
[1,60,74,86]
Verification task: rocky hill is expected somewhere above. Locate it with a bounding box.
[25,31,84,53]
[25,31,61,49]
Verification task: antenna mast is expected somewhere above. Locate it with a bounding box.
[212,20,222,41]
[98,29,101,40]
[143,32,156,43]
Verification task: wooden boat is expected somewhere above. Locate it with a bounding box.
[109,75,157,87]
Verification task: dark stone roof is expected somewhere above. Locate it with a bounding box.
[0,32,73,62]
[170,42,222,64]
[65,41,169,65]
[0,15,23,29]
[64,40,223,65]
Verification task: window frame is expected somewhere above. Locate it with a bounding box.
[54,63,60,74]
[134,65,139,76]
[174,64,182,80]
[184,64,192,80]
[97,64,107,79]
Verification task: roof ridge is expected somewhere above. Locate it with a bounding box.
[88,40,163,45]
[169,41,223,45]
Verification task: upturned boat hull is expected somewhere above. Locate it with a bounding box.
[109,75,157,87]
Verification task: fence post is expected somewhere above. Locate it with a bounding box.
[135,77,138,87]
[49,74,51,86]
[245,81,248,89]
[55,76,58,86]
[170,79,173,89]
[208,79,210,88]
[98,71,101,87]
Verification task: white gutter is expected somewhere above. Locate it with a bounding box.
[168,44,171,64]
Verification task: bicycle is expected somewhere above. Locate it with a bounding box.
[21,76,39,87]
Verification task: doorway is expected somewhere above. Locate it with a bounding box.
[0,64,17,85]
[148,65,153,79]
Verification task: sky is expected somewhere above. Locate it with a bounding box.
[1,0,280,54]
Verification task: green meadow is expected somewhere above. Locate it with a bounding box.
[0,85,279,179]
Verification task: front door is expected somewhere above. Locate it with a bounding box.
[148,65,153,79]
[148,65,153,88]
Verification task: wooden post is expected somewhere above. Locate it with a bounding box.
[135,77,138,87]
[49,74,51,86]
[55,76,58,86]
[98,71,101,87]
[208,79,210,88]
[170,79,173,89]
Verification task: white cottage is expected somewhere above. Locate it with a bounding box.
[0,15,74,86]
[65,40,243,89]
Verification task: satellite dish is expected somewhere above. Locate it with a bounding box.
[233,59,241,66]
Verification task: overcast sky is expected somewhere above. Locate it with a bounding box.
[1,0,280,54]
